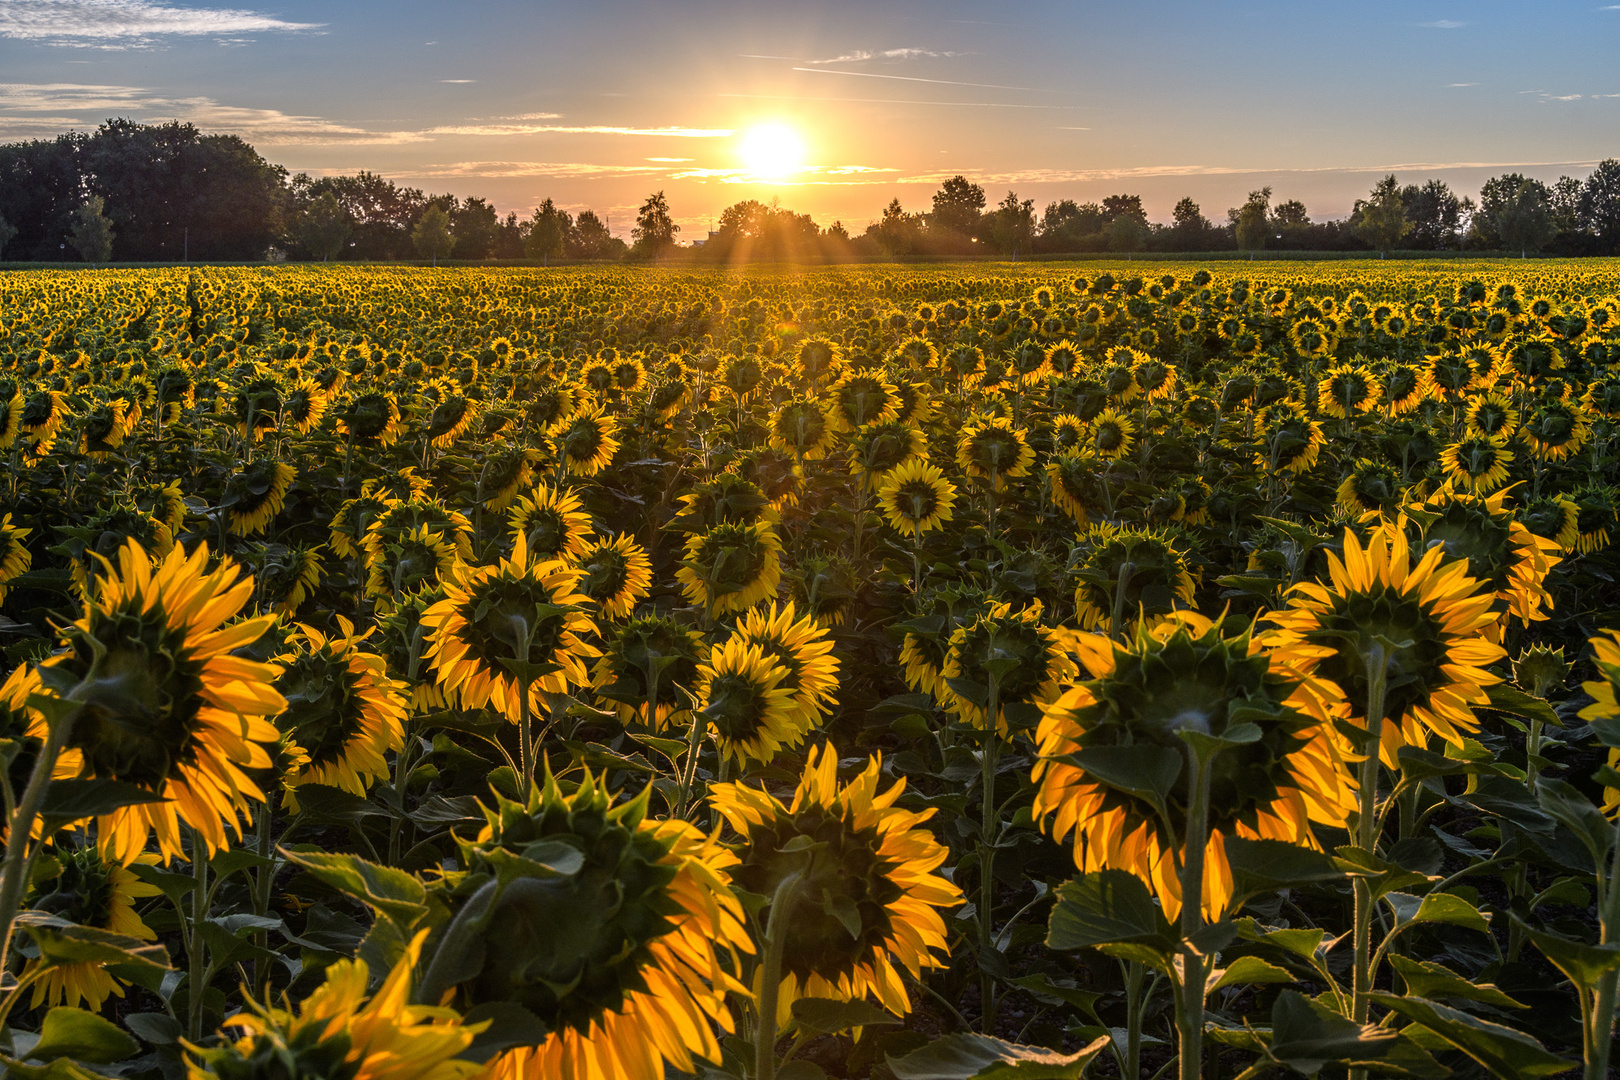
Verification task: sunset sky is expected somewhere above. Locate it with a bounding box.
[2,0,1618,238]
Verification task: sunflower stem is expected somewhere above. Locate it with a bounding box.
[978,670,1001,1034]
[755,869,804,1080]
[1123,959,1146,1080]
[1351,642,1389,1037]
[252,803,275,1001]
[188,828,210,1042]
[1586,812,1620,1080]
[0,694,76,979]
[1177,749,1214,1080]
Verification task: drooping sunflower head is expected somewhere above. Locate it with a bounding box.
[1409,486,1560,630]
[1516,494,1582,554]
[43,540,285,863]
[1260,526,1505,763]
[574,533,653,621]
[876,456,957,537]
[423,536,601,721]
[591,616,708,729]
[333,389,402,447]
[1033,613,1355,918]
[667,472,775,534]
[1256,402,1326,475]
[1336,459,1403,517]
[444,770,746,1080]
[940,601,1078,734]
[272,618,407,809]
[1573,484,1620,555]
[955,415,1034,490]
[186,933,483,1080]
[1522,398,1591,462]
[710,746,961,1023]
[676,520,782,616]
[24,844,160,1009]
[1045,448,1106,527]
[507,483,592,563]
[769,397,834,460]
[1072,526,1197,634]
[224,459,296,537]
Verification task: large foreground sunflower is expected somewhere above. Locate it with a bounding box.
[711,746,961,1023]
[1261,526,1505,764]
[42,540,285,863]
[1033,614,1354,918]
[443,772,749,1080]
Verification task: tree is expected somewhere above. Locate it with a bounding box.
[874,198,921,258]
[1550,175,1583,233]
[450,196,498,259]
[1354,174,1408,257]
[1580,159,1620,250]
[1400,179,1461,249]
[411,204,455,265]
[989,190,1035,258]
[1233,188,1271,254]
[69,195,114,265]
[569,210,624,259]
[1478,173,1557,257]
[298,192,352,261]
[525,198,571,264]
[930,175,986,237]
[1106,213,1148,252]
[632,190,678,258]
[1101,194,1146,223]
[1271,199,1310,226]
[1172,197,1207,230]
[0,213,14,259]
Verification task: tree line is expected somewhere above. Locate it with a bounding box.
[3,118,1619,263]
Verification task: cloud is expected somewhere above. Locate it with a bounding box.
[670,163,898,185]
[646,156,691,162]
[439,79,474,84]
[894,158,1613,186]
[792,67,1063,93]
[1446,82,1478,88]
[421,122,734,138]
[0,0,319,46]
[719,91,1082,110]
[1420,19,1467,28]
[804,47,963,65]
[386,161,670,179]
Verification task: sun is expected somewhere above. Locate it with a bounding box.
[738,123,805,180]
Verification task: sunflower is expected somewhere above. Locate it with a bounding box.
[1440,433,1515,495]
[334,389,403,447]
[1261,526,1505,765]
[1580,632,1620,815]
[827,371,899,432]
[667,473,776,534]
[525,382,578,434]
[225,459,296,537]
[591,616,708,729]
[231,375,282,441]
[1336,459,1403,517]
[1378,362,1431,415]
[710,746,961,1023]
[20,389,69,458]
[1050,412,1087,451]
[41,540,285,863]
[1573,485,1620,555]
[1516,494,1582,554]
[1410,486,1561,631]
[850,420,927,490]
[186,932,483,1080]
[1045,448,1104,526]
[260,543,324,615]
[1319,363,1377,419]
[273,618,407,810]
[574,533,653,620]
[955,415,1035,491]
[1072,526,1198,634]
[768,398,834,460]
[481,446,544,512]
[280,378,328,435]
[423,535,600,722]
[1465,392,1519,441]
[1086,408,1136,461]
[696,638,799,766]
[442,771,749,1080]
[23,846,161,1009]
[424,386,482,449]
[876,457,957,537]
[1133,357,1178,401]
[508,483,593,563]
[676,521,782,616]
[734,601,841,731]
[1522,398,1591,462]
[1033,613,1354,919]
[364,525,460,612]
[1256,402,1326,475]
[555,402,620,476]
[899,587,992,701]
[940,601,1077,734]
[0,514,33,605]
[0,386,23,448]
[378,587,450,713]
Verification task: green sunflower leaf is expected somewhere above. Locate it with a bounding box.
[885,1033,1111,1079]
[1369,994,1572,1078]
[1046,870,1177,960]
[27,1007,141,1063]
[790,997,900,1035]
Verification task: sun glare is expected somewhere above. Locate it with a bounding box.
[738,123,805,181]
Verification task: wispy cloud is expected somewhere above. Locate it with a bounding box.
[804,47,963,65]
[895,158,1613,186]
[422,123,734,138]
[1446,82,1478,87]
[388,161,670,179]
[0,0,319,46]
[1420,19,1467,28]
[792,67,1063,93]
[439,79,474,84]
[646,156,691,162]
[670,163,897,185]
[719,91,1083,110]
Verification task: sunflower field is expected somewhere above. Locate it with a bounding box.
[3,261,1620,1080]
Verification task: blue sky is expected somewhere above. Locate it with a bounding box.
[2,0,1618,237]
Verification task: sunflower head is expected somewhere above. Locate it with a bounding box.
[940,601,1077,733]
[507,483,592,563]
[877,457,956,537]
[592,616,708,728]
[711,746,960,1021]
[1072,526,1197,634]
[1513,643,1568,700]
[667,472,774,534]
[1336,459,1403,517]
[1034,613,1353,918]
[676,521,782,616]
[955,416,1034,489]
[574,534,652,621]
[1408,486,1560,628]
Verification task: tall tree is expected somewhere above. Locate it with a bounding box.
[1550,176,1583,233]
[1354,174,1408,257]
[569,210,623,259]
[525,198,571,264]
[450,196,498,259]
[0,213,14,259]
[298,192,352,261]
[1233,188,1271,254]
[990,190,1035,258]
[1101,193,1146,223]
[1271,199,1310,226]
[1172,197,1206,230]
[411,204,455,265]
[1478,173,1556,257]
[1400,179,1461,249]
[930,175,986,236]
[1580,159,1620,250]
[875,198,920,258]
[632,190,678,257]
[69,195,114,265]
